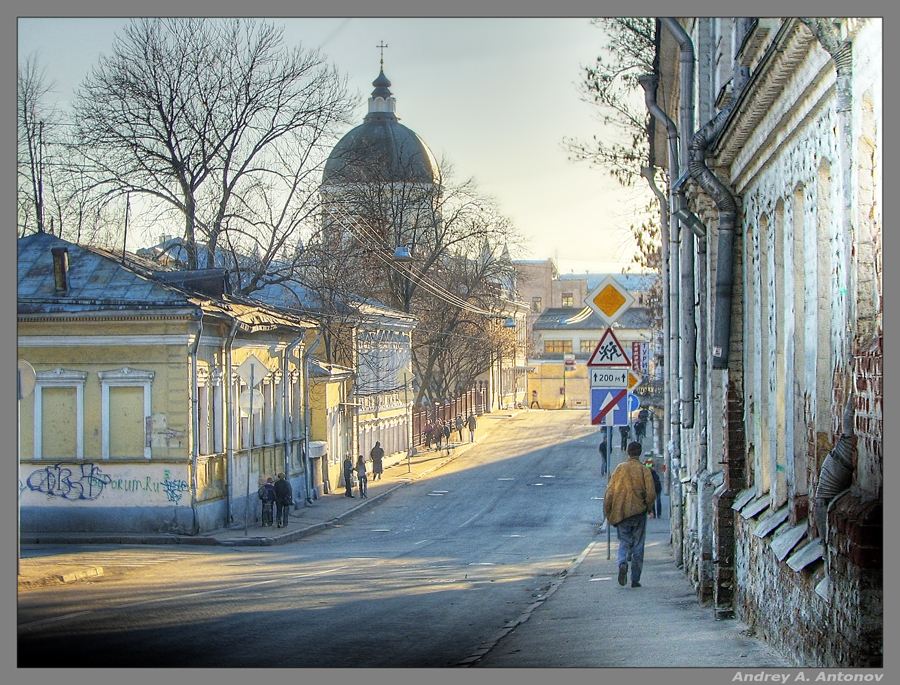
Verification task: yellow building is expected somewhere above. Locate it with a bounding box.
[18,233,317,534]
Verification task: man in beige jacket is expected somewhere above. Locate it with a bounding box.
[603,441,656,587]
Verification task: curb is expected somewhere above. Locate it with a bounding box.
[19,565,105,591]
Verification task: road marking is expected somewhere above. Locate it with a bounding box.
[591,497,603,500]
[589,577,612,582]
[531,483,544,486]
[468,562,495,566]
[497,478,514,481]
[503,534,523,538]
[414,540,429,545]
[539,475,555,478]
[427,493,445,497]
[431,490,449,493]
[371,529,391,532]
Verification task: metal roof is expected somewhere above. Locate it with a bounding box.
[557,272,659,292]
[533,306,654,331]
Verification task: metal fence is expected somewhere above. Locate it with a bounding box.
[410,386,488,448]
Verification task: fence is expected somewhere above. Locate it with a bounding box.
[410,385,488,448]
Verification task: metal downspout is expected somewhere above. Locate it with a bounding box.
[303,337,322,498]
[815,397,856,538]
[661,18,697,431]
[638,72,678,506]
[282,335,306,505]
[189,317,203,535]
[223,321,240,526]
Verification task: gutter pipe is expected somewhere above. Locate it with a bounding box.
[189,316,203,535]
[661,17,697,430]
[815,397,856,538]
[282,335,307,505]
[303,337,322,498]
[223,321,240,526]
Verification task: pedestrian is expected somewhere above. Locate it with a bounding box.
[603,441,656,588]
[257,476,276,527]
[356,454,368,499]
[635,407,649,442]
[424,420,434,449]
[370,441,385,481]
[467,412,477,442]
[455,414,464,442]
[273,472,293,528]
[598,436,608,477]
[342,454,355,498]
[442,420,452,455]
[530,390,540,409]
[646,458,663,518]
[618,424,630,451]
[434,419,444,450]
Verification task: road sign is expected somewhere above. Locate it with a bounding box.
[237,354,270,388]
[590,387,629,426]
[627,370,642,390]
[584,275,635,325]
[628,393,641,413]
[586,327,631,367]
[564,353,576,370]
[590,368,628,387]
[239,388,264,415]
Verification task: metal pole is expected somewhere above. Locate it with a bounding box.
[404,372,411,474]
[606,424,612,559]
[244,366,254,535]
[17,379,21,576]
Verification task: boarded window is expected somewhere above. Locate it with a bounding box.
[109,386,145,457]
[42,387,77,458]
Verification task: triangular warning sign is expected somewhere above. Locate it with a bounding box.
[587,327,632,367]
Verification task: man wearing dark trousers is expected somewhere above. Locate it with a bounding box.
[604,442,656,588]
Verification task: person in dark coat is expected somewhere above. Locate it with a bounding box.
[273,473,293,528]
[423,421,434,449]
[466,412,477,442]
[598,436,608,478]
[442,421,452,455]
[355,454,368,499]
[434,419,444,450]
[455,414,464,442]
[342,455,355,497]
[618,424,630,451]
[258,477,276,527]
[647,459,663,518]
[370,441,385,481]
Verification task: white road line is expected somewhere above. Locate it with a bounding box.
[427,493,445,496]
[497,478,514,481]
[531,483,544,486]
[589,577,612,582]
[539,475,555,478]
[371,529,391,532]
[414,540,429,545]
[503,534,523,538]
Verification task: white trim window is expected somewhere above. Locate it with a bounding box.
[33,368,87,460]
[98,367,155,459]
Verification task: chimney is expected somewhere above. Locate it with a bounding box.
[51,247,69,293]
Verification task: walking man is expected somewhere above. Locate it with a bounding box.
[342,454,355,498]
[647,459,663,518]
[455,414,465,442]
[618,424,630,451]
[442,420,452,455]
[273,473,293,528]
[370,441,384,481]
[467,412,477,442]
[258,476,276,527]
[355,454,368,499]
[598,435,608,478]
[603,441,656,588]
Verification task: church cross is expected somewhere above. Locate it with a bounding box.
[376,41,389,68]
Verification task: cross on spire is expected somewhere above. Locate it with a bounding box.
[376,41,389,69]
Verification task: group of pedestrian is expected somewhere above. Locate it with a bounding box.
[257,472,293,528]
[422,413,478,453]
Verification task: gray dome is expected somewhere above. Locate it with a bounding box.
[322,69,438,185]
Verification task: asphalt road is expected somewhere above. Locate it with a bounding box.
[18,410,611,668]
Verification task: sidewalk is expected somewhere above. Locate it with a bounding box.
[467,514,795,668]
[18,410,520,590]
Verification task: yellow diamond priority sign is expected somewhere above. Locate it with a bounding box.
[584,276,636,325]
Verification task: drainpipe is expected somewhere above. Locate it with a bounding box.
[282,335,306,504]
[189,316,203,535]
[303,337,322,498]
[661,18,697,432]
[223,321,240,526]
[638,72,677,498]
[815,396,856,539]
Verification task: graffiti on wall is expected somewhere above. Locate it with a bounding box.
[27,462,113,500]
[25,463,189,504]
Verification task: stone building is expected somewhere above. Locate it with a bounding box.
[648,17,881,666]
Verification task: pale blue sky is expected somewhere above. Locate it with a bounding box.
[18,17,652,274]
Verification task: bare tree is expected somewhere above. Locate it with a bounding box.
[72,18,354,273]
[17,55,56,236]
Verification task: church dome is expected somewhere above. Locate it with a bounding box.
[322,68,439,185]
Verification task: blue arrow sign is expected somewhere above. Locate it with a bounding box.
[591,387,629,426]
[628,393,640,413]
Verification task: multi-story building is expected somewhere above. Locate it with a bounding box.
[649,17,881,666]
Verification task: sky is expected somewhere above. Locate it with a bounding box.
[18,17,653,275]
